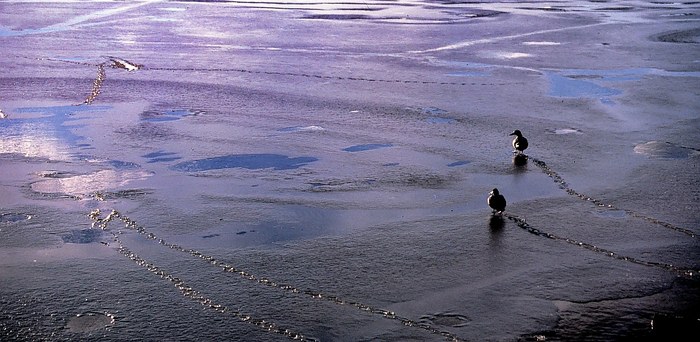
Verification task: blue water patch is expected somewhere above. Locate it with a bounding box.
[546,73,622,98]
[448,160,470,167]
[542,68,678,103]
[383,162,400,167]
[343,144,393,152]
[171,154,318,171]
[61,229,102,244]
[0,26,16,37]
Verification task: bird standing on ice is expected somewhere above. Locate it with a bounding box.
[510,130,528,154]
[488,188,507,214]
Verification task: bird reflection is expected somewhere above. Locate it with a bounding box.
[512,154,528,167]
[489,215,505,232]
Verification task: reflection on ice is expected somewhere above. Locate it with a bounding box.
[0,105,109,161]
[0,131,72,161]
[488,215,505,232]
[512,154,528,167]
[31,169,152,197]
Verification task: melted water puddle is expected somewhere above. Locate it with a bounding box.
[65,312,116,333]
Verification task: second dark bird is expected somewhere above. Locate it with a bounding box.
[488,188,507,214]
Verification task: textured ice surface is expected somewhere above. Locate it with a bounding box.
[1,1,699,341]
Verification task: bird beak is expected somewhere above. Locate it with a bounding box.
[509,132,516,136]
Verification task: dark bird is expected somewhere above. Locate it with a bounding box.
[510,129,528,154]
[488,188,507,214]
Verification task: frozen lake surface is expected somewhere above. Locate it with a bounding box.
[1,1,699,341]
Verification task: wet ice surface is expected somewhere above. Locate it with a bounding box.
[2,0,700,341]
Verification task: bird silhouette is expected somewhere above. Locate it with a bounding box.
[510,130,528,154]
[488,188,507,214]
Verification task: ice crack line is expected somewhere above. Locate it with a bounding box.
[83,63,106,105]
[33,56,517,104]
[25,57,141,105]
[529,156,697,238]
[143,66,515,87]
[88,210,315,341]
[89,209,465,342]
[503,213,697,278]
